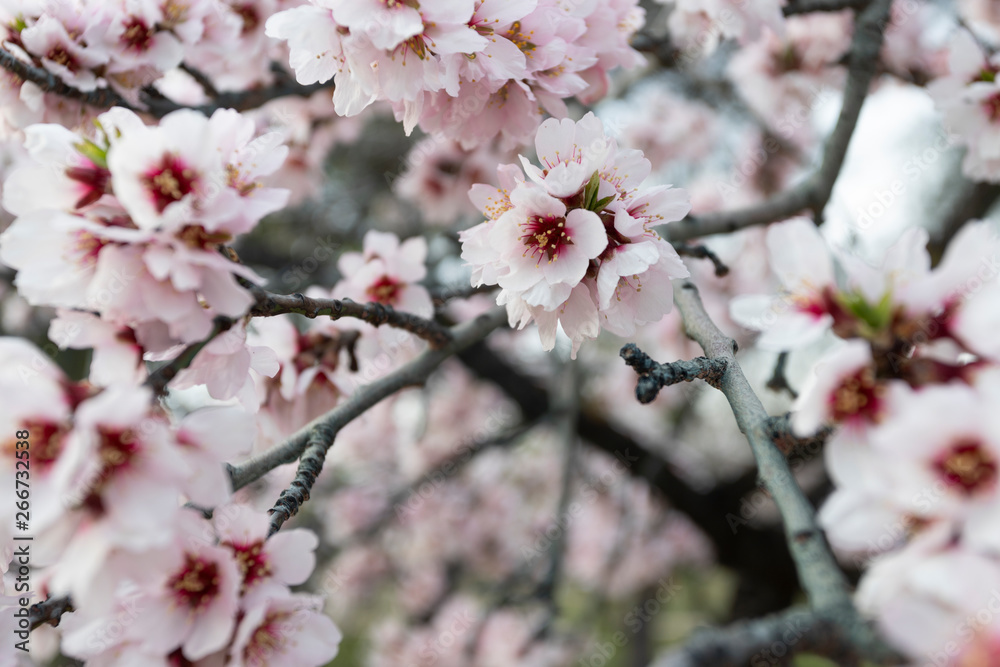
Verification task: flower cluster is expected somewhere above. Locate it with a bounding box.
[929,29,1000,182]
[265,0,645,148]
[662,0,786,57]
[733,218,1000,662]
[1,336,340,666]
[0,106,288,353]
[0,0,299,132]
[460,112,690,356]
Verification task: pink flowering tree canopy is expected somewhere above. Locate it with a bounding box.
[1,0,1000,665]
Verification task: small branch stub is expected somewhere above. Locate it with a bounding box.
[620,343,728,403]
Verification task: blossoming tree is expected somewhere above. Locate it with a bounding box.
[0,0,998,665]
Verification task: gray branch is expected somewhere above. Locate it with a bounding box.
[630,281,896,662]
[228,307,508,493]
[250,288,453,349]
[0,47,332,118]
[652,606,876,667]
[668,0,893,242]
[620,344,728,402]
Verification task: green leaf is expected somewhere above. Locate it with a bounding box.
[582,170,601,209]
[74,139,108,169]
[11,15,26,32]
[592,194,616,213]
[835,290,893,331]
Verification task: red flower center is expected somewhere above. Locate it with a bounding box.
[232,3,260,34]
[66,161,111,209]
[934,439,997,495]
[244,611,291,665]
[828,367,884,423]
[984,92,1000,124]
[121,17,153,51]
[46,45,78,71]
[521,214,572,264]
[168,554,221,610]
[6,420,66,472]
[143,155,198,213]
[224,540,271,592]
[366,275,401,305]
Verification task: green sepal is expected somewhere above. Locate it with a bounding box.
[73,138,108,169]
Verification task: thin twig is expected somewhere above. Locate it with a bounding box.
[766,351,799,399]
[28,595,73,630]
[179,62,220,98]
[620,344,728,402]
[250,289,453,349]
[667,0,893,242]
[672,242,730,277]
[350,421,538,544]
[783,0,871,16]
[227,307,508,492]
[532,358,580,639]
[144,316,233,397]
[266,421,335,536]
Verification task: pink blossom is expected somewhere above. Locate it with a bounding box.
[928,29,1000,181]
[213,504,318,600]
[127,514,242,660]
[49,310,144,386]
[228,592,341,667]
[36,386,189,551]
[333,230,433,318]
[462,112,689,354]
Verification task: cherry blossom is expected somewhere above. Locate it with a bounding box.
[462,112,689,354]
[928,29,1000,182]
[229,592,341,667]
[333,230,434,319]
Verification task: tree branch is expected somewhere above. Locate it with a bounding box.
[632,280,894,660]
[250,289,453,349]
[766,351,799,399]
[266,421,335,536]
[28,595,73,631]
[651,606,873,667]
[532,358,580,636]
[620,344,728,402]
[144,316,233,397]
[0,47,134,110]
[672,242,731,277]
[0,47,333,118]
[783,0,871,16]
[668,0,893,242]
[227,307,508,492]
[456,341,803,619]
